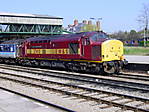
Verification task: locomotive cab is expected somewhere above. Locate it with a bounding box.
[84,32,127,74]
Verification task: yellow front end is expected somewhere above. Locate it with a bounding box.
[101,40,124,61]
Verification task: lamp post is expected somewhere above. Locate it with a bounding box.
[143,26,148,47]
[144,28,146,47]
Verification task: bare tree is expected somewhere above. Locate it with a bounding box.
[138,4,149,30]
[138,4,149,46]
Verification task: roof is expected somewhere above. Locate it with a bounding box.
[26,32,94,42]
[0,12,63,19]
[0,12,63,25]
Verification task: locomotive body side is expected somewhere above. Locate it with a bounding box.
[24,36,82,60]
[21,32,104,62]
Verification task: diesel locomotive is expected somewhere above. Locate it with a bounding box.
[0,31,127,74]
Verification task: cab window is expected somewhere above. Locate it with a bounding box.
[91,34,98,41]
[82,38,90,45]
[90,33,109,42]
[98,33,109,39]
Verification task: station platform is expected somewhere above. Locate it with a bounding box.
[125,55,149,64]
[0,89,62,112]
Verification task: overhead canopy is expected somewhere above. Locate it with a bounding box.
[0,12,63,25]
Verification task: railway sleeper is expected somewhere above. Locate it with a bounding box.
[0,73,149,112]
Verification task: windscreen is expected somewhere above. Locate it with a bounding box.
[90,32,110,42]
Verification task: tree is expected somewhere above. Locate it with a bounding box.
[110,30,141,41]
[128,30,139,40]
[138,4,149,30]
[137,4,149,46]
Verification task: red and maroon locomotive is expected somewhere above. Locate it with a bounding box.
[18,31,127,74]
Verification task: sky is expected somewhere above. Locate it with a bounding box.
[0,0,149,33]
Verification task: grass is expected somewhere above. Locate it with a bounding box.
[124,46,149,55]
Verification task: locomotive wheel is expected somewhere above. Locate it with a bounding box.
[114,64,121,74]
[103,62,120,74]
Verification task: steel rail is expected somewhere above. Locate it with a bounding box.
[116,73,149,81]
[0,65,149,93]
[0,72,149,112]
[1,63,149,81]
[0,71,149,102]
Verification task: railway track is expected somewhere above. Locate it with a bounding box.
[0,64,149,111]
[116,73,149,82]
[0,64,149,93]
[0,71,149,111]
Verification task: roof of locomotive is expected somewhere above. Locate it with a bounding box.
[26,31,104,42]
